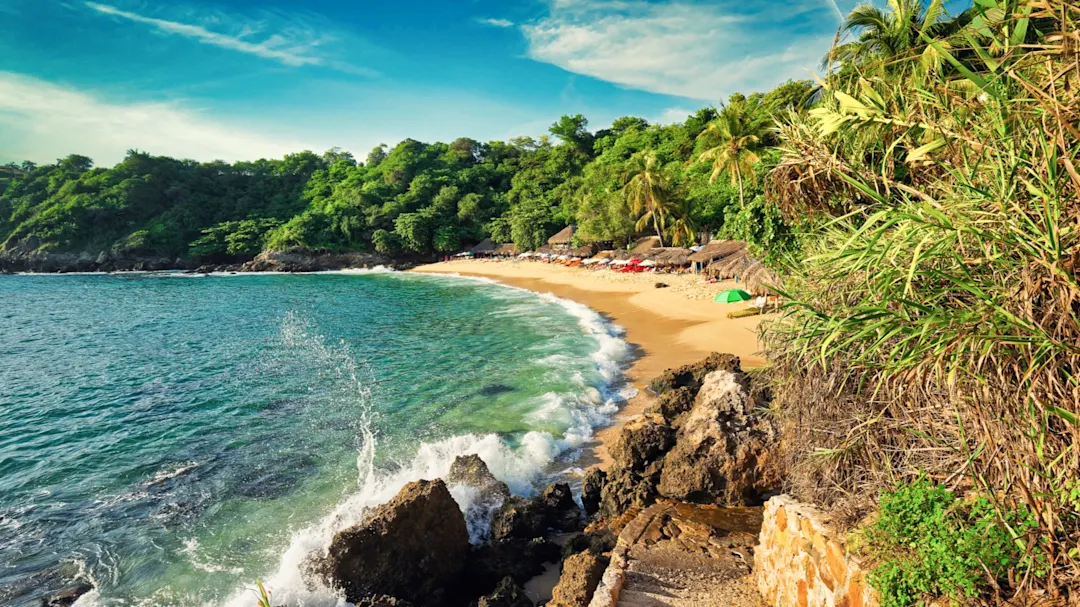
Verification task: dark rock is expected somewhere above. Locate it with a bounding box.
[651,386,698,425]
[447,455,511,501]
[548,551,606,607]
[477,577,533,607]
[657,369,780,505]
[463,538,560,593]
[608,415,675,472]
[560,529,616,561]
[314,479,469,605]
[654,282,669,289]
[447,454,512,541]
[581,469,606,517]
[40,584,93,607]
[239,249,391,273]
[491,483,581,540]
[597,460,663,520]
[648,352,742,397]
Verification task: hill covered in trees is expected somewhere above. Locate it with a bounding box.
[0,81,811,269]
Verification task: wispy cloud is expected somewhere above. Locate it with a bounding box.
[652,106,699,125]
[0,72,325,165]
[522,0,837,101]
[479,17,515,28]
[84,2,376,74]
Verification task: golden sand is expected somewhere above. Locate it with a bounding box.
[410,259,771,466]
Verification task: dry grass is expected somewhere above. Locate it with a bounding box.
[763,0,1080,601]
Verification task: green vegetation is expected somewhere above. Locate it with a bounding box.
[0,87,812,265]
[858,477,1038,607]
[764,0,1080,603]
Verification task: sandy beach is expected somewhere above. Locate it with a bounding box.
[411,259,771,466]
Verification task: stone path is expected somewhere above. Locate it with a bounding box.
[590,501,766,607]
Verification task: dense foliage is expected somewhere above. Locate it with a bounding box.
[765,0,1080,603]
[0,88,812,264]
[858,477,1037,607]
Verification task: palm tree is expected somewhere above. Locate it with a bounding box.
[828,0,971,72]
[666,198,698,248]
[622,151,674,247]
[697,102,767,208]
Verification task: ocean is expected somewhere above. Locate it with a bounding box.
[0,271,632,606]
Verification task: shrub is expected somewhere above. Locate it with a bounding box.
[859,477,1038,607]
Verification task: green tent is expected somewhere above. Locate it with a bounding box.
[714,289,752,303]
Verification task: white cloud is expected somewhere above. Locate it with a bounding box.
[652,106,699,125]
[84,2,376,74]
[0,72,329,166]
[522,0,836,101]
[480,17,515,27]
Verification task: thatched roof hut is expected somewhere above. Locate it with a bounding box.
[705,251,780,295]
[568,244,596,258]
[593,250,618,260]
[470,238,496,254]
[742,264,780,296]
[548,225,576,245]
[706,250,753,277]
[631,235,662,255]
[688,240,745,264]
[647,247,692,267]
[493,243,519,256]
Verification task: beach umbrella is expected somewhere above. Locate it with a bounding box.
[639,260,657,267]
[714,289,752,303]
[598,259,612,265]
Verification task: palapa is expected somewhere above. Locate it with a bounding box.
[687,240,745,264]
[547,225,576,245]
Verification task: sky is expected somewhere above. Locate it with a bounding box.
[1,0,875,166]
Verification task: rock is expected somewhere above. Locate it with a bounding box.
[241,249,392,273]
[40,584,93,607]
[608,414,675,472]
[597,461,663,520]
[548,551,606,607]
[477,577,534,607]
[651,386,698,425]
[654,282,669,289]
[463,538,561,594]
[447,454,511,541]
[491,483,581,540]
[581,469,606,516]
[316,479,469,605]
[448,455,511,501]
[657,369,780,505]
[648,352,742,397]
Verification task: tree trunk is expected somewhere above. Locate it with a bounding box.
[652,206,665,248]
[735,162,746,209]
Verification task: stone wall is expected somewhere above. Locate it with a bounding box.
[755,495,878,607]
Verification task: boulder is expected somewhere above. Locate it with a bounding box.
[597,461,663,520]
[477,577,534,607]
[40,584,93,607]
[316,479,469,605]
[657,370,780,505]
[548,551,606,607]
[490,483,581,540]
[463,538,561,593]
[446,454,511,541]
[608,414,674,472]
[648,352,742,397]
[580,469,606,517]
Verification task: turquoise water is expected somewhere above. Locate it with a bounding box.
[0,271,630,607]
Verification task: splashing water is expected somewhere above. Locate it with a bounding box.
[0,271,632,606]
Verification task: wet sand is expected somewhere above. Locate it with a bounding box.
[411,259,771,467]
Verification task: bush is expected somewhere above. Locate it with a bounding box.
[859,477,1038,607]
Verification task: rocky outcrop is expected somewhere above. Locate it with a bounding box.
[476,577,533,607]
[590,354,780,522]
[463,537,561,592]
[657,370,781,504]
[314,479,469,605]
[490,483,582,540]
[40,584,94,607]
[0,239,188,273]
[581,469,606,517]
[446,454,511,541]
[239,249,393,272]
[548,551,606,607]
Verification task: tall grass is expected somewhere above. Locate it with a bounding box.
[765,0,1080,601]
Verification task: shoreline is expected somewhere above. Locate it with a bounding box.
[410,259,770,467]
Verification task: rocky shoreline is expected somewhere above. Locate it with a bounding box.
[0,246,409,274]
[280,353,782,607]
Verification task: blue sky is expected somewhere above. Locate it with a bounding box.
[2,0,877,166]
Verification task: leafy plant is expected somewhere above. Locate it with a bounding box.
[859,477,1038,607]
